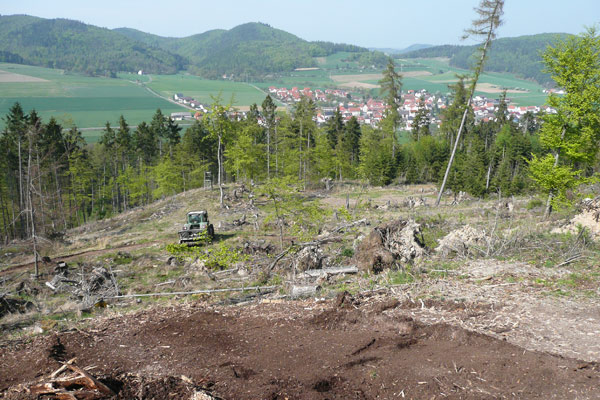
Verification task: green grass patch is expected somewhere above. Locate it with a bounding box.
[147,74,269,106]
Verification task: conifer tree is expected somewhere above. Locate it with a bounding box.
[436,0,505,206]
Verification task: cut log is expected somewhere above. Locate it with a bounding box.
[302,266,358,278]
[290,285,318,298]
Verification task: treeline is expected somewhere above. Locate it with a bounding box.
[402,33,572,86]
[343,50,389,68]
[0,80,544,243]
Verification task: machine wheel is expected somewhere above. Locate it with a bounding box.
[207,224,215,239]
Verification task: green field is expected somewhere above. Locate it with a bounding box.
[0,55,549,138]
[0,63,186,134]
[146,74,274,108]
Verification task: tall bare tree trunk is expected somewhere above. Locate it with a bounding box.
[26,131,39,277]
[436,0,504,206]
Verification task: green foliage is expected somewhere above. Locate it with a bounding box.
[359,126,395,186]
[166,240,248,270]
[526,198,544,210]
[258,177,329,244]
[528,28,600,211]
[341,248,354,258]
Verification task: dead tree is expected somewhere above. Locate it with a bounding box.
[436,0,505,206]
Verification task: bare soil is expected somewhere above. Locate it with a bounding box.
[2,296,599,399]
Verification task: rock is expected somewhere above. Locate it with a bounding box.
[435,225,487,256]
[354,219,426,273]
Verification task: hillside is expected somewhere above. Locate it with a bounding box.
[115,22,371,79]
[2,184,600,398]
[0,15,185,76]
[402,33,572,86]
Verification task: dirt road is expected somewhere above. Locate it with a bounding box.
[2,294,599,399]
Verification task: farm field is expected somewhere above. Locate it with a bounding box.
[0,63,186,135]
[145,74,276,108]
[257,54,548,106]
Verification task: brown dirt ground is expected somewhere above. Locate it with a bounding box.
[2,296,599,399]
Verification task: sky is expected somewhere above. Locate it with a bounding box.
[1,1,599,49]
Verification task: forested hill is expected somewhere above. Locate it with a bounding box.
[402,33,572,86]
[114,22,372,79]
[0,15,185,76]
[0,14,374,79]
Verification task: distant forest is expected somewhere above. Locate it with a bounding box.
[402,34,572,86]
[0,16,378,79]
[0,14,563,83]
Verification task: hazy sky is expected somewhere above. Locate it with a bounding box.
[2,1,599,48]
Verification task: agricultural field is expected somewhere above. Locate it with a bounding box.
[145,74,275,109]
[0,54,548,141]
[0,63,186,136]
[257,54,548,106]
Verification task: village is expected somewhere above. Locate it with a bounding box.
[171,86,556,131]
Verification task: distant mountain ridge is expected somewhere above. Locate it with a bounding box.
[402,33,572,86]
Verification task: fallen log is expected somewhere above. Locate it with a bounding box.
[302,265,358,278]
[105,285,278,299]
[290,285,319,298]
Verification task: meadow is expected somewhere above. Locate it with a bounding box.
[145,74,275,108]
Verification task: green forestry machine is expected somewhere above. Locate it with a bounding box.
[178,211,215,244]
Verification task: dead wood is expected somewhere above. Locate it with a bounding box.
[65,363,115,396]
[106,285,277,299]
[302,266,358,278]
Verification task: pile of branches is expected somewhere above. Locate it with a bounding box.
[45,263,119,310]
